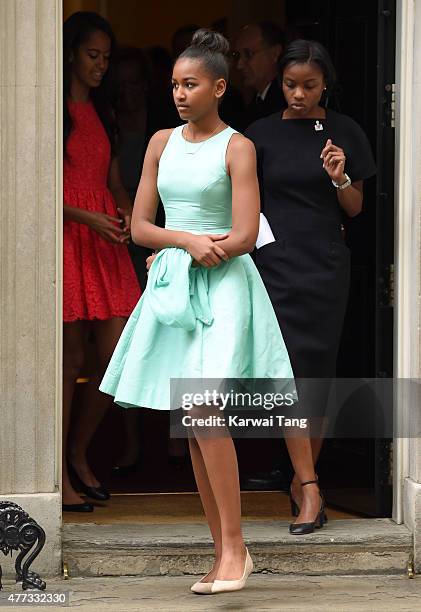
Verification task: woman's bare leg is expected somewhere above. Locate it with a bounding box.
[286,437,322,523]
[188,435,222,581]
[290,436,324,507]
[115,409,142,466]
[69,317,127,487]
[289,380,330,518]
[62,321,87,505]
[192,428,246,581]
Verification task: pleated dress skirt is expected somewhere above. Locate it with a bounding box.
[100,247,295,410]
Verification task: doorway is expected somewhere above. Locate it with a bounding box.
[285,0,396,517]
[63,0,396,520]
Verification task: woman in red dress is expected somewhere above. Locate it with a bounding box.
[62,12,141,512]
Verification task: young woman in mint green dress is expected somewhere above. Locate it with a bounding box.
[100,29,294,595]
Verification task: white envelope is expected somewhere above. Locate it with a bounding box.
[256,213,276,249]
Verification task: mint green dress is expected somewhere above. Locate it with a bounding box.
[100,125,295,410]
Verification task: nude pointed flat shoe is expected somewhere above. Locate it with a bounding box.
[190,571,214,594]
[190,580,214,594]
[211,548,253,594]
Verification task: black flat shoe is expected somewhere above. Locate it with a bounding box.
[62,502,94,512]
[78,483,110,501]
[289,479,327,535]
[68,463,110,501]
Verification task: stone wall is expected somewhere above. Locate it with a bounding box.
[0,0,61,576]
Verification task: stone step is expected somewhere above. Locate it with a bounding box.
[62,519,412,578]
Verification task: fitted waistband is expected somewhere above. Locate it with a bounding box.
[165,224,232,235]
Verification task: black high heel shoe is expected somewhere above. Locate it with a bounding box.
[289,479,327,535]
[289,476,328,520]
[68,463,110,502]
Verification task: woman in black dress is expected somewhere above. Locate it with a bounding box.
[246,40,376,534]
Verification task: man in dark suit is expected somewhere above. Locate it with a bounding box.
[234,21,285,129]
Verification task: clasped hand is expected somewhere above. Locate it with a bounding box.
[146,233,229,271]
[89,208,131,244]
[185,233,229,268]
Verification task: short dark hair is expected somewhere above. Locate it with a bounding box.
[278,39,337,92]
[257,21,285,48]
[178,28,230,81]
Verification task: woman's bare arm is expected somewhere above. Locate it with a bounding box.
[336,180,363,217]
[320,139,364,217]
[108,157,133,213]
[215,134,260,257]
[63,157,131,244]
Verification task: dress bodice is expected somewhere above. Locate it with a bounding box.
[64,100,111,190]
[157,125,237,234]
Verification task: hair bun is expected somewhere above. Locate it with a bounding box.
[190,28,229,55]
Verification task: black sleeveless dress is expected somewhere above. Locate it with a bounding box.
[246,109,376,380]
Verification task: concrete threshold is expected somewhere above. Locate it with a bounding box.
[62,519,412,578]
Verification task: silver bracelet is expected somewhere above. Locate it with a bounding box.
[332,173,351,190]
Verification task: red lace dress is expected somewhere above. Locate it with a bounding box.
[63,100,141,322]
